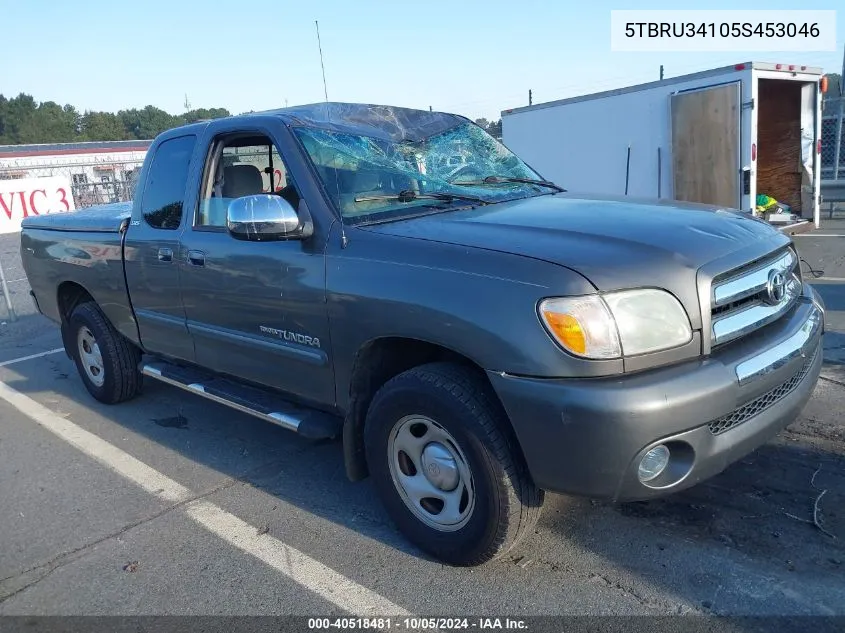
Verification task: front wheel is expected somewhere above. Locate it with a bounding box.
[364,363,544,566]
[68,302,142,404]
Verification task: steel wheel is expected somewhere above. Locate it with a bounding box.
[387,414,476,531]
[77,326,105,387]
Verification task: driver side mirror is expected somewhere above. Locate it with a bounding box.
[227,194,313,241]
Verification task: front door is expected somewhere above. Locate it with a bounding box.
[177,127,334,407]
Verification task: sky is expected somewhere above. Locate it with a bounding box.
[1,0,843,122]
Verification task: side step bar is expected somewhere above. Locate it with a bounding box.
[140,361,342,440]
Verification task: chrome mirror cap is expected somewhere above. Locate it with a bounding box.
[227,195,309,241]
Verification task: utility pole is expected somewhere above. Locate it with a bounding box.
[660,65,664,81]
[529,89,533,106]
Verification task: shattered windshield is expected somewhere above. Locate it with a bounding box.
[293,122,547,222]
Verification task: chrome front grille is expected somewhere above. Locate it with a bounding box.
[710,248,801,347]
[708,348,817,435]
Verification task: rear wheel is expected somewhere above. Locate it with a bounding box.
[68,302,142,404]
[364,362,544,566]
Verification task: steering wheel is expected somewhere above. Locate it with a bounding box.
[446,164,484,184]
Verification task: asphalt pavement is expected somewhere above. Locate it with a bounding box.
[1,229,844,619]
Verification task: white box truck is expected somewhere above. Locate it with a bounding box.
[501,62,826,229]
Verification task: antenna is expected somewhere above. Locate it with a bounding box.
[315,20,330,102]
[314,20,348,248]
[184,93,191,111]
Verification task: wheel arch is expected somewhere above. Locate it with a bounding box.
[342,336,524,482]
[56,281,97,358]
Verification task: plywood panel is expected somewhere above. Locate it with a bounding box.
[671,83,740,208]
[757,79,803,214]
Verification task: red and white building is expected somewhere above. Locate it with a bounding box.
[0,140,151,208]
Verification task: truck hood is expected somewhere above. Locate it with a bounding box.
[363,193,791,328]
[21,201,133,233]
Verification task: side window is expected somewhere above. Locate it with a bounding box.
[141,135,196,230]
[196,136,300,228]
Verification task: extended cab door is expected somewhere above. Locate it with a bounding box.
[124,133,199,362]
[177,122,335,407]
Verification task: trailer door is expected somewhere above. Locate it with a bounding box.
[670,82,741,208]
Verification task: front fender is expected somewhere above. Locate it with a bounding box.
[326,228,621,412]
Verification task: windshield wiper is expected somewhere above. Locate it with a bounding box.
[451,176,566,192]
[354,190,490,205]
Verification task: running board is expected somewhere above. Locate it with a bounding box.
[140,361,341,440]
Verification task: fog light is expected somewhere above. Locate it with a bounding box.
[638,445,670,482]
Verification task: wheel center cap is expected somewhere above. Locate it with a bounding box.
[420,442,459,491]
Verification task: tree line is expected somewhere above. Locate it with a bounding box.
[0,92,508,146]
[0,93,231,145]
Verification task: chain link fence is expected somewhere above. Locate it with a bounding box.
[821,94,845,222]
[822,95,844,182]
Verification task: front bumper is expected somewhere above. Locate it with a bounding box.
[488,283,825,501]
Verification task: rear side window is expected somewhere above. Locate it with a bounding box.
[141,135,196,230]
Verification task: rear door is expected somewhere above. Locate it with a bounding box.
[670,82,741,208]
[123,134,198,362]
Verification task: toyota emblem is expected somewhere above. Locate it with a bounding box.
[765,270,787,305]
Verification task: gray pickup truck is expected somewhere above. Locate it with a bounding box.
[20,103,825,566]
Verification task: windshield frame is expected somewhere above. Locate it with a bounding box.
[290,120,551,226]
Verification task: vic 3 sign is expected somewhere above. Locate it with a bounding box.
[0,176,76,234]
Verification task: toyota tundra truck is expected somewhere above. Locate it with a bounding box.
[19,102,825,566]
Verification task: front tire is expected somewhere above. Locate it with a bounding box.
[364,362,544,566]
[68,302,142,404]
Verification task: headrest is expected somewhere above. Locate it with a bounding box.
[222,164,264,198]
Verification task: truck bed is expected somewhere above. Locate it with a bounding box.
[20,201,137,344]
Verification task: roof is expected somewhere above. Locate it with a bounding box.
[260,102,468,142]
[0,139,153,159]
[501,61,824,117]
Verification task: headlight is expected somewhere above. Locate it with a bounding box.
[539,289,692,359]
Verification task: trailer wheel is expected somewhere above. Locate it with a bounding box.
[364,362,544,566]
[68,302,142,404]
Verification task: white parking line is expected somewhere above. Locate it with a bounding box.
[0,348,64,368]
[0,380,192,502]
[0,379,410,616]
[186,500,411,616]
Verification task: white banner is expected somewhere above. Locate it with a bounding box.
[0,176,76,234]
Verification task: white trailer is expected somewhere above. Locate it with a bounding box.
[502,62,825,229]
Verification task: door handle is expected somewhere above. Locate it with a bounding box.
[187,250,206,267]
[157,247,173,262]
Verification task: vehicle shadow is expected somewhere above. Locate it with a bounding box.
[810,283,845,366]
[811,283,845,311]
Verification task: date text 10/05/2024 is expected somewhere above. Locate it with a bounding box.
[307,618,529,630]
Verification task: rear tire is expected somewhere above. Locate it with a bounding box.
[68,302,142,404]
[364,362,544,566]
